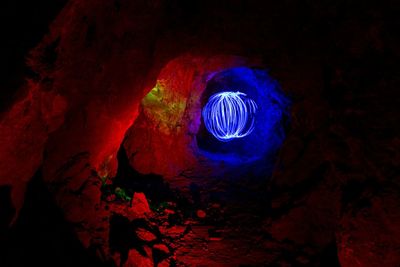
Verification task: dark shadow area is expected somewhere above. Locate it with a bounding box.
[109,215,162,265]
[0,0,67,112]
[0,169,110,267]
[319,240,342,267]
[110,146,192,214]
[0,185,15,235]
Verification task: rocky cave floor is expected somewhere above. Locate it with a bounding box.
[1,146,342,267]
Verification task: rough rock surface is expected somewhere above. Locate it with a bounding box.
[0,0,399,266]
[337,189,400,266]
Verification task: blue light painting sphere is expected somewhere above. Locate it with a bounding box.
[202,91,258,142]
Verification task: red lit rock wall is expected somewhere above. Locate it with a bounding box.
[123,54,259,181]
[0,0,399,266]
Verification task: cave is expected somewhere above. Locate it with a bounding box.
[0,0,399,266]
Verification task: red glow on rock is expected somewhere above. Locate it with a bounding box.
[123,54,260,182]
[125,247,153,267]
[136,228,157,242]
[196,209,206,218]
[131,192,151,216]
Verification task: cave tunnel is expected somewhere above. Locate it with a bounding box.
[0,0,399,266]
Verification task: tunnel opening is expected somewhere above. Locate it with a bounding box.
[196,67,291,167]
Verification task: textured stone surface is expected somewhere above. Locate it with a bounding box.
[0,85,67,223]
[123,54,258,180]
[0,0,399,266]
[337,189,400,267]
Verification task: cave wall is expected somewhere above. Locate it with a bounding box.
[0,0,399,266]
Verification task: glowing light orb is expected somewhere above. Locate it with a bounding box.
[202,91,258,142]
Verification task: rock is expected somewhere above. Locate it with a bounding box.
[136,228,157,242]
[122,54,257,181]
[124,248,153,267]
[267,183,340,248]
[131,192,151,216]
[157,259,170,267]
[153,243,170,254]
[160,225,187,238]
[0,88,66,224]
[296,255,310,265]
[106,194,116,202]
[336,189,400,267]
[196,209,206,218]
[163,209,175,215]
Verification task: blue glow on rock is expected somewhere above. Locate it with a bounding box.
[202,91,258,141]
[197,67,290,164]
